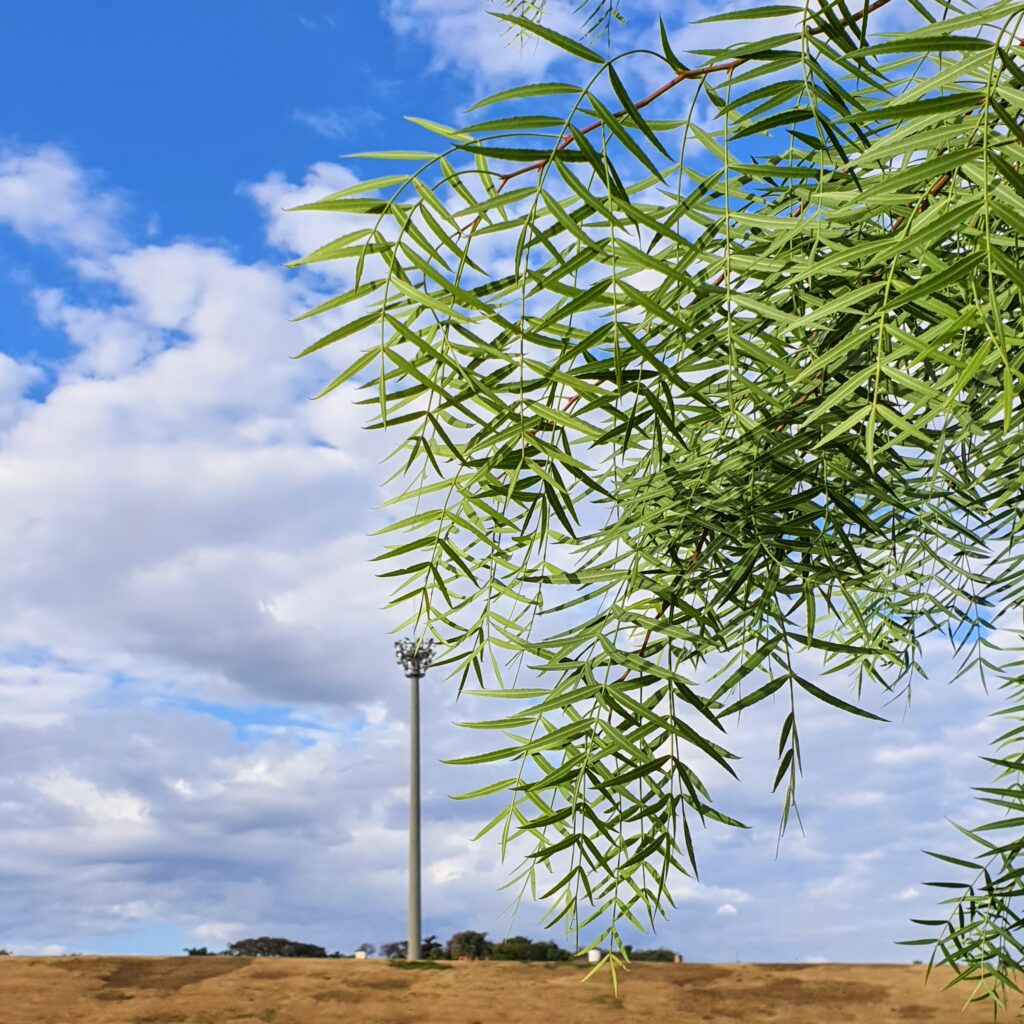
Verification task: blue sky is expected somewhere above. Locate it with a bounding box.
[0,0,1005,964]
[0,0,437,368]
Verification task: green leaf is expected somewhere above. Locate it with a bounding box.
[718,676,787,717]
[795,677,888,722]
[467,82,583,112]
[658,17,686,72]
[343,150,438,161]
[850,35,994,56]
[311,347,378,398]
[293,310,381,358]
[608,64,671,158]
[404,116,474,143]
[493,13,607,64]
[694,4,801,23]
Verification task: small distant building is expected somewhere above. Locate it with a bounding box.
[354,950,367,960]
[587,949,602,964]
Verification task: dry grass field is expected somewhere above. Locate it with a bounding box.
[2,956,1022,1024]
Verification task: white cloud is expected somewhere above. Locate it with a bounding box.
[0,662,105,728]
[835,790,888,809]
[192,922,248,946]
[10,944,67,956]
[0,144,124,253]
[875,743,970,767]
[675,877,751,906]
[716,903,738,916]
[382,0,585,84]
[246,161,364,277]
[808,851,884,901]
[0,352,42,429]
[294,107,383,140]
[35,770,150,827]
[33,285,162,378]
[293,109,351,139]
[0,657,512,949]
[0,225,394,706]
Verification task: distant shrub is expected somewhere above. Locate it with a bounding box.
[489,937,570,962]
[378,935,444,960]
[389,959,452,971]
[357,943,376,958]
[226,937,327,958]
[184,947,214,956]
[447,931,491,960]
[626,948,676,963]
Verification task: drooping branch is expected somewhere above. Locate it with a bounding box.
[495,0,895,188]
[293,0,1024,1005]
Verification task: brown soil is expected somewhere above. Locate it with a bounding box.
[3,957,1021,1024]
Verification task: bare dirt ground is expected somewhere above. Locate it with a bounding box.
[2,956,1021,1024]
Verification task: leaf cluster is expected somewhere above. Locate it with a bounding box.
[293,0,1024,1006]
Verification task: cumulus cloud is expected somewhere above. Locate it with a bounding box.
[377,0,831,107]
[0,244,393,706]
[0,144,125,253]
[809,851,885,901]
[192,922,248,946]
[246,161,365,279]
[676,877,752,907]
[382,0,585,84]
[0,653,535,951]
[0,151,405,707]
[875,743,968,767]
[0,143,555,955]
[0,351,42,428]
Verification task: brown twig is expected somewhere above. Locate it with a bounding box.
[891,171,954,232]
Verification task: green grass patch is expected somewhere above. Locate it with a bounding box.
[388,960,453,971]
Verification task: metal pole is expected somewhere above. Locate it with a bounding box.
[408,666,421,962]
[395,638,433,963]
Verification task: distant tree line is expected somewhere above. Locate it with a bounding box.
[182,933,677,963]
[356,934,678,963]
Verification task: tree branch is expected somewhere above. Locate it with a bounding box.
[496,0,895,188]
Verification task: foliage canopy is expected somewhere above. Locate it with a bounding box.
[447,930,492,959]
[293,0,1024,1009]
[490,935,572,960]
[226,937,327,958]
